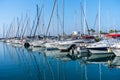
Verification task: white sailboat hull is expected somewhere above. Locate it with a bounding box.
[89,50,111,54]
[32,40,46,47]
[44,42,58,50]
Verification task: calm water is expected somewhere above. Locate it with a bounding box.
[0,42,120,80]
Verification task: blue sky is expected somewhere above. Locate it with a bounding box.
[0,0,120,37]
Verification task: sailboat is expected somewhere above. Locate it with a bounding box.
[24,3,47,48]
[56,0,96,52]
[44,0,60,50]
[85,0,112,54]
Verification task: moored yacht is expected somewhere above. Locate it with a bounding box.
[86,39,115,54]
[56,36,95,52]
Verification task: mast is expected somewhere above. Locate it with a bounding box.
[16,18,20,38]
[16,16,23,38]
[33,4,39,37]
[80,1,90,35]
[42,0,45,36]
[98,0,101,37]
[21,13,28,38]
[62,0,64,36]
[34,4,43,38]
[8,23,12,38]
[30,17,36,37]
[84,0,86,35]
[80,1,82,34]
[46,0,57,36]
[56,0,59,36]
[12,18,15,38]
[26,17,30,37]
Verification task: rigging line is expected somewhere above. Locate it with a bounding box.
[20,13,28,38]
[33,4,44,37]
[8,24,13,38]
[93,12,98,30]
[18,16,23,37]
[30,16,37,37]
[46,0,57,36]
[22,17,29,37]
[58,14,63,34]
[80,2,90,35]
[80,1,83,34]
[16,18,20,37]
[6,24,12,38]
[16,16,23,38]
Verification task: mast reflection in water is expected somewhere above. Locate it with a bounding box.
[0,42,120,80]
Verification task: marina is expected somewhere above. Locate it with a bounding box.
[0,0,120,80]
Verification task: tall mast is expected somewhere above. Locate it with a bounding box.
[46,0,57,36]
[33,4,39,37]
[13,18,15,37]
[80,1,82,34]
[42,0,45,36]
[36,4,39,37]
[84,0,86,35]
[62,0,64,36]
[98,0,101,37]
[34,4,42,38]
[26,17,30,37]
[16,18,20,38]
[56,0,59,36]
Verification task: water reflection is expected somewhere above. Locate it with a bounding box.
[108,57,120,69]
[1,42,120,80]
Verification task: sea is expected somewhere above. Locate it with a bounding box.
[0,42,120,80]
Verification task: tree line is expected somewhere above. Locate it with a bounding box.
[88,28,120,34]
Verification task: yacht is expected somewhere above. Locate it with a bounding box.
[57,36,95,52]
[86,39,115,54]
